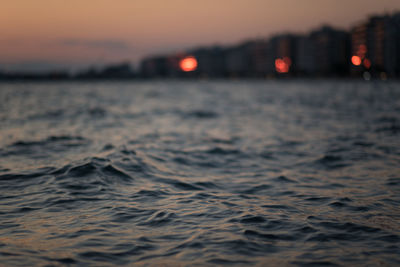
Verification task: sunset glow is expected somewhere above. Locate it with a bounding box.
[0,0,398,70]
[179,56,198,72]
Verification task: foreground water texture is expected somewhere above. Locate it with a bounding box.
[0,81,399,266]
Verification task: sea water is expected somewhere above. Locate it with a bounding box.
[0,80,399,266]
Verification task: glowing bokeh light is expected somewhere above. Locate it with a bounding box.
[180,56,198,72]
[363,58,371,69]
[351,55,362,66]
[283,57,292,66]
[275,58,290,73]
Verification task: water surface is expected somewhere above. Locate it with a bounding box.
[0,80,399,266]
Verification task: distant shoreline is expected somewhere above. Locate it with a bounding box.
[0,77,397,83]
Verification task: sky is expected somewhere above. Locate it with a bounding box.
[1,0,399,71]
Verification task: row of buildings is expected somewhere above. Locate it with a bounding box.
[140,12,400,79]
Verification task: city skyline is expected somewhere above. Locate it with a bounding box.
[1,0,400,71]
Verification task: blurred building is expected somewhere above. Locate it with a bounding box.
[225,42,255,77]
[73,63,134,79]
[100,63,133,79]
[351,13,400,77]
[250,40,275,77]
[141,53,202,78]
[393,12,400,76]
[137,11,399,79]
[295,35,316,75]
[189,46,226,78]
[165,54,185,78]
[140,56,170,78]
[269,34,298,75]
[310,26,350,76]
[351,21,368,75]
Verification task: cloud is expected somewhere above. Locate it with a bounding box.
[59,39,132,51]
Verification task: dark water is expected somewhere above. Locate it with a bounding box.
[0,80,399,266]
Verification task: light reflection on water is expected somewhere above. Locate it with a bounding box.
[0,80,399,266]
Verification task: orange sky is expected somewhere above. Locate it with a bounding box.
[1,0,399,70]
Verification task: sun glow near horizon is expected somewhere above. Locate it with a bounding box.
[0,0,399,70]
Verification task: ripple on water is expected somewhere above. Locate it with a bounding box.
[0,81,399,266]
